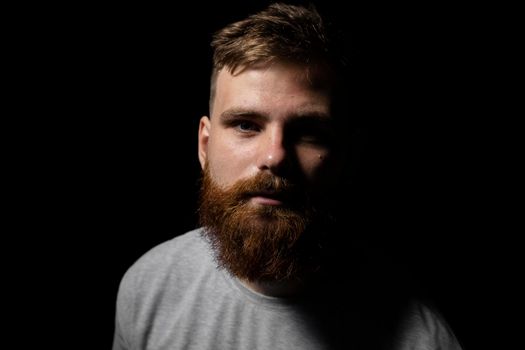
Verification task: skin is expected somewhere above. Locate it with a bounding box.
[198,60,346,295]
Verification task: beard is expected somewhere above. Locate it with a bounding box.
[198,165,333,282]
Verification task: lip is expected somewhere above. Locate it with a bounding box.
[250,195,284,206]
[247,191,287,206]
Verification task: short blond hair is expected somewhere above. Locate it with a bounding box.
[209,3,347,114]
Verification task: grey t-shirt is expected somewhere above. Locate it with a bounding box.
[113,228,462,349]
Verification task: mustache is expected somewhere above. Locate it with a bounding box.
[230,173,301,201]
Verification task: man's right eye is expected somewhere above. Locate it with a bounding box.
[235,121,260,132]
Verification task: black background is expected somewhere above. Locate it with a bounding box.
[14,1,516,348]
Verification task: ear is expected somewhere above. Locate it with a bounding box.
[198,116,211,169]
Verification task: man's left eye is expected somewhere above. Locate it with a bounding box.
[295,128,332,145]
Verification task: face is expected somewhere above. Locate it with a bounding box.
[197,61,346,282]
[199,61,344,201]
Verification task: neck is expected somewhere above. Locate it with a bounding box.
[240,277,310,298]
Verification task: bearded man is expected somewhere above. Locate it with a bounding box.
[113,3,463,349]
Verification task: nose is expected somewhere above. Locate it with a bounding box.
[256,127,290,174]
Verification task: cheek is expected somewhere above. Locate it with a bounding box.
[296,147,329,176]
[297,147,343,187]
[207,138,254,187]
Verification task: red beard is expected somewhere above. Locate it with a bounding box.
[198,165,331,282]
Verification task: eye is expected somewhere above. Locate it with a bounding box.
[287,117,335,146]
[295,126,332,145]
[235,120,260,133]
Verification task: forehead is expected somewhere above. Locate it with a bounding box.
[223,60,334,89]
[212,61,334,119]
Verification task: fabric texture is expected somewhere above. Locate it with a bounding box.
[113,228,462,350]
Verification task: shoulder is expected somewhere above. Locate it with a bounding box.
[119,228,212,291]
[394,299,464,350]
[113,228,216,347]
[115,228,216,313]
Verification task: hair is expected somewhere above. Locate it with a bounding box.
[209,2,349,115]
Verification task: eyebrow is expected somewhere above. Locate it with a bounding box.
[219,108,332,124]
[220,108,269,123]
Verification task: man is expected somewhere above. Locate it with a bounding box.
[113,3,463,349]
